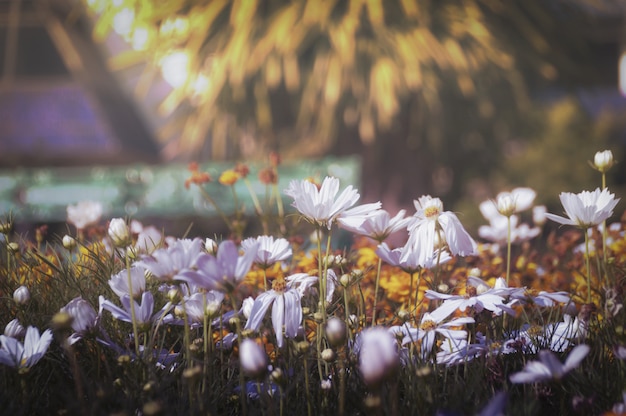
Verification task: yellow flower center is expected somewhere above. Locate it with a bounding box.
[272,278,286,294]
[419,319,437,331]
[218,170,240,186]
[424,205,441,219]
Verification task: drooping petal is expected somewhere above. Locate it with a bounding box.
[272,294,285,347]
[563,344,590,373]
[245,292,277,331]
[283,290,302,338]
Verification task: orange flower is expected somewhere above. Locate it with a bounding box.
[184,162,212,189]
[219,170,240,186]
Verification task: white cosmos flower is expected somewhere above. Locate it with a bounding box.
[480,188,536,221]
[479,215,540,244]
[0,326,53,370]
[244,278,302,348]
[394,313,474,360]
[545,188,619,229]
[337,208,411,242]
[67,200,103,231]
[284,176,380,230]
[509,344,589,383]
[402,196,476,267]
[241,235,292,268]
[376,242,451,273]
[285,270,338,303]
[99,292,172,327]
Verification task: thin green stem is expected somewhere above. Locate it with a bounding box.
[506,215,512,286]
[229,294,247,416]
[584,229,592,304]
[125,252,140,357]
[371,257,383,327]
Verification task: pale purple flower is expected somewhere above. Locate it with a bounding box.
[241,235,292,267]
[67,200,103,231]
[133,224,163,254]
[529,290,571,308]
[60,297,99,345]
[0,326,53,370]
[338,208,411,242]
[109,265,147,299]
[358,327,399,386]
[173,291,224,327]
[283,176,380,230]
[509,344,589,383]
[403,196,476,267]
[244,279,302,348]
[546,188,619,229]
[137,238,204,282]
[178,240,258,292]
[99,292,172,326]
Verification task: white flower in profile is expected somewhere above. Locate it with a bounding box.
[396,313,474,360]
[108,218,131,247]
[402,196,476,267]
[283,176,380,230]
[0,326,53,371]
[376,242,452,273]
[479,215,540,244]
[358,327,399,386]
[109,265,146,299]
[338,209,411,242]
[244,278,302,348]
[239,338,268,377]
[67,200,103,231]
[60,297,99,345]
[546,188,619,229]
[241,235,292,268]
[285,270,338,303]
[4,319,25,339]
[133,222,163,254]
[509,344,589,383]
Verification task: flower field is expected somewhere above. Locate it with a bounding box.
[0,151,625,415]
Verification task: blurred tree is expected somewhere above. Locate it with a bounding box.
[80,0,622,210]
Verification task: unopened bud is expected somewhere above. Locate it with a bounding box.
[13,286,30,305]
[62,235,76,250]
[321,348,335,362]
[108,218,131,248]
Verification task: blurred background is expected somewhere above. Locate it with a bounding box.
[1,0,625,236]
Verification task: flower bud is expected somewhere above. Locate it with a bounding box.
[358,328,399,387]
[241,297,254,320]
[321,348,335,362]
[239,338,268,378]
[62,235,76,250]
[108,218,131,247]
[205,238,218,255]
[593,149,614,173]
[496,192,515,217]
[7,242,19,253]
[533,205,547,226]
[325,317,346,346]
[4,319,25,338]
[13,286,30,305]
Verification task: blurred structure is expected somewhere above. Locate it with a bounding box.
[0,0,160,167]
[1,0,626,229]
